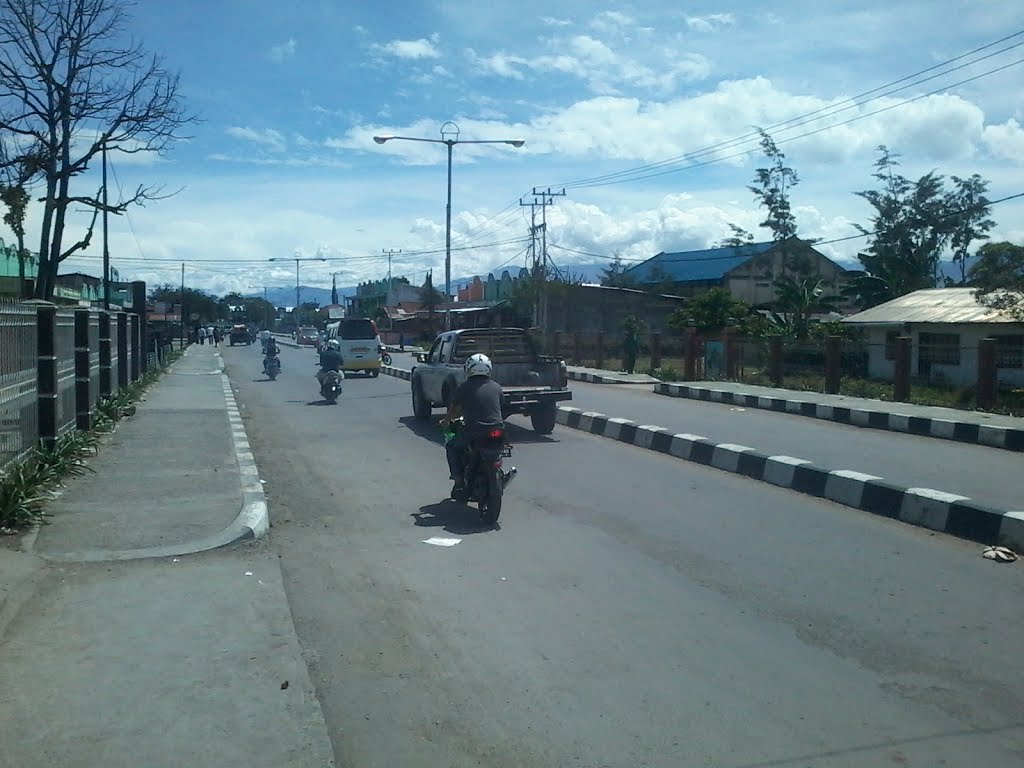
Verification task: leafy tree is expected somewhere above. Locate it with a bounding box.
[0,0,193,299]
[0,139,44,296]
[668,288,753,334]
[419,272,445,316]
[771,276,842,339]
[600,251,636,288]
[946,174,995,285]
[846,146,983,308]
[149,284,219,323]
[970,241,1024,319]
[716,224,755,249]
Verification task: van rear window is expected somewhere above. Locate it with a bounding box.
[338,318,377,340]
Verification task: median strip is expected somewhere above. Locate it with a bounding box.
[381,364,1023,551]
[556,405,1024,552]
[655,382,1024,453]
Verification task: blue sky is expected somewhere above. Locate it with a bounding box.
[5,0,1024,298]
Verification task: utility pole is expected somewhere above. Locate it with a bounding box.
[528,187,566,332]
[180,262,185,347]
[520,196,541,325]
[263,286,270,329]
[383,249,401,306]
[102,142,110,310]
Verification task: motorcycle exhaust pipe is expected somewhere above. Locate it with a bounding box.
[501,467,517,489]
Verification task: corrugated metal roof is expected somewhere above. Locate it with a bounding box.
[624,241,777,283]
[841,288,1023,325]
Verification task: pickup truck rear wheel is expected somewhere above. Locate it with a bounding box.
[412,381,432,421]
[530,403,557,434]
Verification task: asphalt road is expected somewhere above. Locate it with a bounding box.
[226,344,1024,768]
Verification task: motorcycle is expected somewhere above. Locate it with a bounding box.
[318,368,344,404]
[264,353,281,381]
[442,417,517,525]
[379,345,392,366]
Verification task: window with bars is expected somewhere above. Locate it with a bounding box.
[918,332,960,366]
[995,335,1023,369]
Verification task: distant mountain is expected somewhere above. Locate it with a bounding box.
[247,286,353,308]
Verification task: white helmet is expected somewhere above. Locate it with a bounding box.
[327,339,340,351]
[464,353,492,378]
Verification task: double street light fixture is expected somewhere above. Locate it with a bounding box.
[373,122,525,328]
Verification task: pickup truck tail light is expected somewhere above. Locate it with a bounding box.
[558,360,568,389]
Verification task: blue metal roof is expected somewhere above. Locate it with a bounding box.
[625,241,777,283]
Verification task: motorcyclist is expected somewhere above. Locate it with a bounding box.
[259,329,272,351]
[441,353,503,498]
[317,339,345,386]
[263,335,280,375]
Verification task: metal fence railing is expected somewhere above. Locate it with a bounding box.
[0,299,151,477]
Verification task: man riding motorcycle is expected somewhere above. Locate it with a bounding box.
[262,335,280,375]
[258,329,272,351]
[317,339,345,385]
[441,353,504,498]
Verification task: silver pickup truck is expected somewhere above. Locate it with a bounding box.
[411,327,572,434]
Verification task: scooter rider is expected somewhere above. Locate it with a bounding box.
[263,335,280,375]
[317,339,345,385]
[440,353,503,498]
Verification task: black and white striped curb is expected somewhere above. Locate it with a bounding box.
[556,405,1024,551]
[568,370,657,385]
[655,382,1024,453]
[383,365,412,381]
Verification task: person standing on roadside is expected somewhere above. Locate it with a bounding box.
[213,326,222,347]
[198,326,207,345]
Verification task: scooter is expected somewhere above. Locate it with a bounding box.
[265,353,281,381]
[319,368,344,404]
[443,417,517,525]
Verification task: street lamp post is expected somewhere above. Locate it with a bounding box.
[269,255,326,326]
[373,122,524,329]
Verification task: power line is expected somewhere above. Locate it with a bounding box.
[547,30,1024,190]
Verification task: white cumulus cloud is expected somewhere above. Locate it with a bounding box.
[375,38,440,59]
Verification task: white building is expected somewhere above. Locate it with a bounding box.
[841,288,1024,387]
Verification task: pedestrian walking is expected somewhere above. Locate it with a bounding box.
[198,326,207,345]
[213,326,222,347]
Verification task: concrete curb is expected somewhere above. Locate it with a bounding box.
[655,382,1024,453]
[38,374,270,563]
[568,369,659,385]
[383,365,412,381]
[555,405,1024,551]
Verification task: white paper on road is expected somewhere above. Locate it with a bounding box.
[423,537,462,547]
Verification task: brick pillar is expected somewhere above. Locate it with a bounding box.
[99,311,112,397]
[769,336,783,386]
[650,332,662,370]
[596,331,606,369]
[977,337,997,411]
[893,336,911,402]
[825,335,842,394]
[117,312,129,390]
[130,314,141,382]
[36,303,58,450]
[684,329,698,381]
[74,309,92,431]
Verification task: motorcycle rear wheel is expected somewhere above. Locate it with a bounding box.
[478,466,503,525]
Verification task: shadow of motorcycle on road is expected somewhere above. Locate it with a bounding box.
[412,501,500,534]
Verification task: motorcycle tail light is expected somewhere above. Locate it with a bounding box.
[488,428,504,439]
[493,459,503,468]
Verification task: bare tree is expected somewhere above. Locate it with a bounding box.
[0,0,193,299]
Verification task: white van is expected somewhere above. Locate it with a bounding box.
[324,317,383,377]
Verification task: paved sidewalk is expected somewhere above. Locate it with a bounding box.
[656,380,1024,452]
[0,344,333,767]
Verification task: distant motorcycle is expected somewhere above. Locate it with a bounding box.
[379,345,393,366]
[443,417,516,525]
[265,354,281,381]
[319,369,343,404]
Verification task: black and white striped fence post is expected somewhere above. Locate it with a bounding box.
[98,310,112,397]
[74,309,92,431]
[116,312,129,390]
[36,302,58,450]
